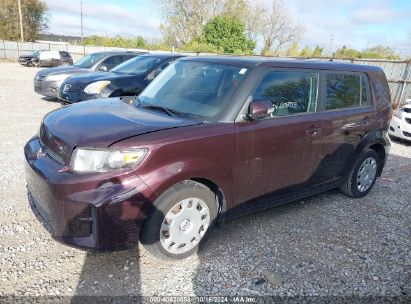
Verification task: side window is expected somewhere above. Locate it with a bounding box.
[101,55,126,69]
[153,61,171,75]
[325,73,370,110]
[253,71,318,117]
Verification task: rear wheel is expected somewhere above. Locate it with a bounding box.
[140,180,218,260]
[340,149,380,198]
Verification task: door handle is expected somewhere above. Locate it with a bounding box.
[306,127,321,136]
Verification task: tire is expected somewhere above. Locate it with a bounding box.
[340,149,380,198]
[140,180,218,260]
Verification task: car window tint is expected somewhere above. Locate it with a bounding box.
[326,73,368,110]
[253,71,318,117]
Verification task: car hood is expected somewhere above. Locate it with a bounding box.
[64,71,138,85]
[39,98,201,163]
[37,66,89,77]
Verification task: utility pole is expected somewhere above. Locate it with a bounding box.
[80,0,84,44]
[17,0,24,42]
[329,35,334,57]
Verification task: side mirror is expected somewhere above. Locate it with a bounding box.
[97,65,108,72]
[247,100,273,120]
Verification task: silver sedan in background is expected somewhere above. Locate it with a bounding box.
[33,51,145,98]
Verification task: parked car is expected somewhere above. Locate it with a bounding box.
[25,57,391,260]
[389,103,411,141]
[34,51,144,98]
[18,50,46,66]
[32,50,74,67]
[57,53,183,104]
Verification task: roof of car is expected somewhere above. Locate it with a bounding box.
[90,51,147,56]
[139,53,185,59]
[180,56,382,72]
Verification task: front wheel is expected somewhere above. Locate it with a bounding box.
[140,181,218,260]
[340,149,380,198]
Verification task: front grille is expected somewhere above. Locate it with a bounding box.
[38,138,66,165]
[405,118,411,125]
[45,148,65,164]
[39,124,69,165]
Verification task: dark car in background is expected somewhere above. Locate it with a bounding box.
[34,51,144,98]
[18,50,45,66]
[25,57,391,260]
[58,53,183,104]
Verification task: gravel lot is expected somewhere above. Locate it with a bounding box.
[0,62,410,302]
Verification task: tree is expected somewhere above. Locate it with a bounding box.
[286,42,300,56]
[83,35,146,48]
[249,0,301,56]
[158,0,252,47]
[201,15,255,54]
[299,46,311,57]
[361,45,400,60]
[334,46,361,59]
[159,0,223,46]
[0,0,48,41]
[311,45,323,57]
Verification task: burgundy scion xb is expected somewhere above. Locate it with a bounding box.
[25,56,391,260]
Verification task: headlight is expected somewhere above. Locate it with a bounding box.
[70,148,147,173]
[46,74,68,82]
[83,81,111,94]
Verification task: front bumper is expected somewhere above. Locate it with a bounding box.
[19,57,34,65]
[389,116,411,141]
[58,88,97,104]
[34,79,63,98]
[24,137,154,249]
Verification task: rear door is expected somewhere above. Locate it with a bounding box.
[312,71,375,183]
[234,69,323,204]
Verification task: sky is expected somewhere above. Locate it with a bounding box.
[43,0,411,56]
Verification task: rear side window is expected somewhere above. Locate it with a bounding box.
[325,73,370,110]
[60,51,70,57]
[103,55,126,65]
[253,71,319,116]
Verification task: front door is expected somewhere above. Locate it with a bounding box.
[234,69,323,205]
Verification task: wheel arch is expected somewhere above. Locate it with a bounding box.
[368,142,386,176]
[190,177,227,226]
[342,130,389,179]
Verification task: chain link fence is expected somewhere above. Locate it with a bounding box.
[1,39,410,104]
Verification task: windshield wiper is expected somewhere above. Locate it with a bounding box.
[140,104,175,117]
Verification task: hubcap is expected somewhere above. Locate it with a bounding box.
[356,157,377,192]
[160,198,210,254]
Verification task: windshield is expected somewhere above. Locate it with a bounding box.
[137,61,249,121]
[33,51,40,57]
[74,53,107,68]
[111,56,162,75]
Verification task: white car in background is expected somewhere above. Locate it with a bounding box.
[389,103,411,141]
